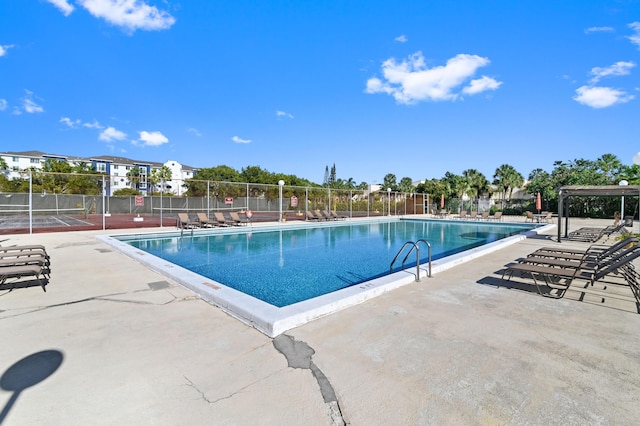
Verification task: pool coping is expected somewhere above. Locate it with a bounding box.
[97,219,554,337]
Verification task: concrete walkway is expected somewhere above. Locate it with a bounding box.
[1,218,639,425]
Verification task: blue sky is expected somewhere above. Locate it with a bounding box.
[1,1,639,185]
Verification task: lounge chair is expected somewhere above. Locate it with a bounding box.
[213,212,234,227]
[468,211,478,220]
[321,210,341,221]
[177,213,196,229]
[522,239,638,277]
[0,244,47,252]
[488,211,502,221]
[456,211,467,220]
[306,211,324,221]
[567,224,624,242]
[567,227,605,242]
[0,245,49,261]
[530,236,637,262]
[525,211,535,222]
[330,211,347,220]
[229,211,248,226]
[0,263,49,291]
[0,253,49,269]
[501,244,640,298]
[196,212,216,228]
[479,211,490,220]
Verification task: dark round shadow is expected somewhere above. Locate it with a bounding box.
[1,350,64,392]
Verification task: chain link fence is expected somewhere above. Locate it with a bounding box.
[0,172,426,233]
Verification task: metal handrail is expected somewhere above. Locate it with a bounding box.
[415,239,432,278]
[389,240,432,281]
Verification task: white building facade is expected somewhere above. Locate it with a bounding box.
[0,151,197,196]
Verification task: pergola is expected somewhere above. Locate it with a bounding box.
[557,185,640,241]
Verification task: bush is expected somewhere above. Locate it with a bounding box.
[113,188,142,196]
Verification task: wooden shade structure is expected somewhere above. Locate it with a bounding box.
[557,185,640,241]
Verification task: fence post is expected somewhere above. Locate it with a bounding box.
[29,170,33,234]
[102,175,106,230]
[160,178,163,227]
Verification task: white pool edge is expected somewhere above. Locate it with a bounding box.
[98,222,554,337]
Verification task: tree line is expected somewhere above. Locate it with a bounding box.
[1,154,639,217]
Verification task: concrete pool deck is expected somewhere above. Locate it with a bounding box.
[1,217,639,425]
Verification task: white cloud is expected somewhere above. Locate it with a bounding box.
[584,26,614,34]
[24,99,44,113]
[395,35,408,43]
[83,120,103,129]
[462,76,502,95]
[46,0,75,16]
[232,136,251,144]
[0,99,7,111]
[276,110,294,119]
[187,127,201,137]
[365,51,501,104]
[590,61,636,83]
[138,130,168,146]
[0,44,14,57]
[61,117,105,129]
[77,0,176,32]
[99,126,127,142]
[60,117,81,128]
[573,85,634,108]
[16,90,44,114]
[628,22,640,49]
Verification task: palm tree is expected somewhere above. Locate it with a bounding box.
[150,166,173,194]
[398,177,415,193]
[493,164,524,209]
[462,169,489,211]
[126,166,142,190]
[344,177,356,189]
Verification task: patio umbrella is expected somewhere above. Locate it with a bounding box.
[440,194,445,209]
[536,192,542,213]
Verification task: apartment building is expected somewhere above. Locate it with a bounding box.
[0,151,197,196]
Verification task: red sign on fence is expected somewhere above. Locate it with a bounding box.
[225,197,233,205]
[290,195,298,207]
[135,196,144,206]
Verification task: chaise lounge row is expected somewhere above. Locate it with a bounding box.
[0,244,51,291]
[500,236,639,302]
[178,212,249,229]
[438,211,503,221]
[306,210,347,221]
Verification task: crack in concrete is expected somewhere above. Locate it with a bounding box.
[0,291,198,320]
[53,241,99,249]
[183,375,215,403]
[273,334,346,425]
[183,369,282,405]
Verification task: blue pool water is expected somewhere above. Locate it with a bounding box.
[120,219,536,307]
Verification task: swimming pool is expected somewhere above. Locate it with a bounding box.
[100,218,544,336]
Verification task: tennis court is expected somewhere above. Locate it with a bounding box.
[0,213,177,235]
[0,214,93,228]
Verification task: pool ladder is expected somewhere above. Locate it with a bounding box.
[179,224,194,237]
[390,239,432,282]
